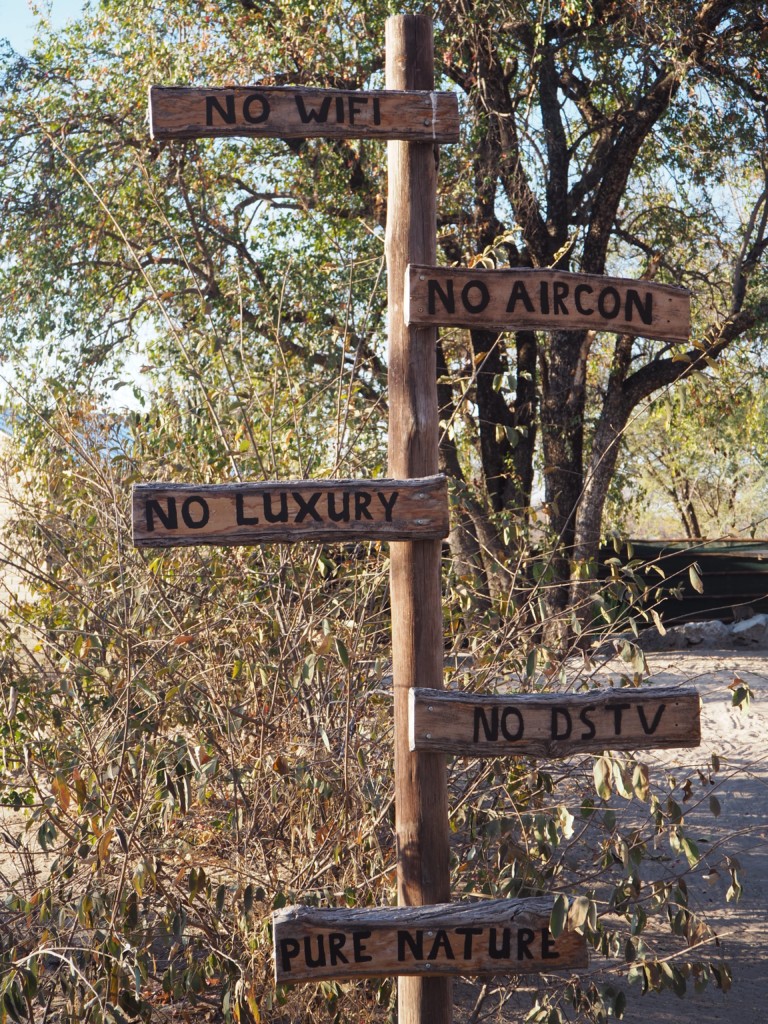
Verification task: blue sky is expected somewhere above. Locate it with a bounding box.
[3,0,85,54]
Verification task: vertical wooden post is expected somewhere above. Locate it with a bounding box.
[386,15,452,1024]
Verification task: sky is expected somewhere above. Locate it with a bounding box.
[3,0,85,54]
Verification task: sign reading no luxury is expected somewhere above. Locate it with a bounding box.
[273,897,587,982]
[149,85,460,142]
[132,475,449,547]
[406,265,691,342]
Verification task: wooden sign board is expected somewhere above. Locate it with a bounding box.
[273,897,587,982]
[405,265,691,342]
[409,686,701,757]
[132,475,448,547]
[149,86,460,142]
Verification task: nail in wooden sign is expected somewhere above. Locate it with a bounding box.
[132,475,449,547]
[405,265,691,342]
[149,86,460,142]
[273,897,587,982]
[409,686,701,757]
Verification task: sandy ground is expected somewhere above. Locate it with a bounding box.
[589,647,768,1023]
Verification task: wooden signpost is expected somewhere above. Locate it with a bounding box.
[273,897,588,983]
[149,85,460,142]
[409,686,701,757]
[142,14,705,1024]
[132,476,448,547]
[405,265,691,342]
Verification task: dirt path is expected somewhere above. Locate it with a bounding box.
[596,649,768,1022]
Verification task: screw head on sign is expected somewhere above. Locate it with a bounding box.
[426,733,432,739]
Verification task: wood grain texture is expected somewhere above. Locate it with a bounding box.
[385,15,453,1024]
[273,897,588,982]
[131,476,448,547]
[409,686,701,756]
[406,265,691,342]
[149,85,459,142]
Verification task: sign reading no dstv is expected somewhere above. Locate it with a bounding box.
[406,265,691,342]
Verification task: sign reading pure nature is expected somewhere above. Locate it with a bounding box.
[409,686,701,757]
[405,265,691,342]
[149,86,460,142]
[132,475,449,547]
[273,897,587,982]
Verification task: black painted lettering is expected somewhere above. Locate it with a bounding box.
[353,930,373,964]
[551,707,572,740]
[145,498,177,532]
[335,96,345,122]
[474,706,499,742]
[625,288,653,325]
[506,280,535,313]
[489,927,510,959]
[354,491,373,520]
[373,97,381,124]
[597,286,621,319]
[348,95,367,123]
[541,928,560,959]
[327,491,350,522]
[295,94,332,123]
[428,278,454,315]
[263,492,288,523]
[279,937,300,972]
[637,702,666,735]
[181,496,210,530]
[540,280,550,314]
[552,281,569,315]
[455,927,482,959]
[517,927,535,960]
[328,932,349,965]
[610,702,631,735]
[303,934,326,968]
[377,491,399,522]
[574,283,594,315]
[236,494,258,526]
[461,280,490,313]
[579,707,596,740]
[243,93,270,124]
[397,929,424,962]
[427,929,455,960]
[293,491,323,523]
[501,707,524,741]
[205,94,235,125]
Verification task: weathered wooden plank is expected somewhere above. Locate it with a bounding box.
[132,476,449,547]
[409,686,701,757]
[405,265,691,342]
[273,897,588,982]
[149,85,460,142]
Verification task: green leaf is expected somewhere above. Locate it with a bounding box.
[593,756,612,800]
[335,637,350,669]
[688,562,704,594]
[549,894,568,938]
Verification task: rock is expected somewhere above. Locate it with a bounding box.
[681,620,732,648]
[731,613,768,645]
